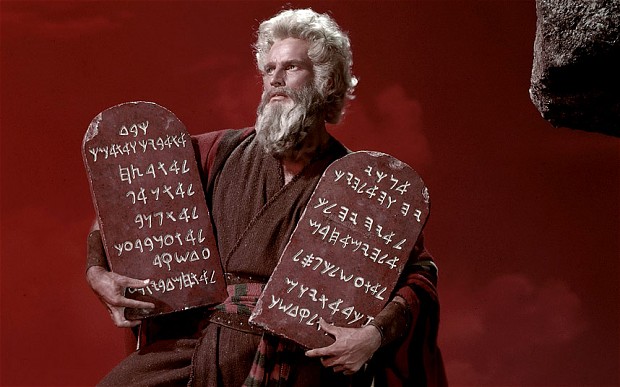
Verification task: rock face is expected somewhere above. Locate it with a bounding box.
[529,0,620,137]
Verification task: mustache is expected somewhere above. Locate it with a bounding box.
[263,87,295,100]
[259,87,296,115]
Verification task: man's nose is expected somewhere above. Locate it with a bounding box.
[270,68,285,87]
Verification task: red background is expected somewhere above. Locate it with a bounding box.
[1,1,618,386]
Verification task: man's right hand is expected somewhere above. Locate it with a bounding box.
[86,266,155,328]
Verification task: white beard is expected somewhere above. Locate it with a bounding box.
[255,85,325,158]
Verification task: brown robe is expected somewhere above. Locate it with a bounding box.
[99,129,352,386]
[192,129,352,386]
[96,128,446,386]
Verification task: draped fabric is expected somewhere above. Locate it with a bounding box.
[189,129,352,386]
[98,128,446,386]
[371,233,448,387]
[210,283,296,386]
[242,332,296,387]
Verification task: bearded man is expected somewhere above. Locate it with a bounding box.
[86,8,446,387]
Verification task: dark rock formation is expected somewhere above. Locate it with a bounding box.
[530,0,620,137]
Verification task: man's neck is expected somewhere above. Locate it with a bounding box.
[280,124,330,185]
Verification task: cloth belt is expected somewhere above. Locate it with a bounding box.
[207,275,295,386]
[208,279,265,335]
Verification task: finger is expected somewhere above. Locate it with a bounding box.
[335,364,360,375]
[333,363,355,374]
[305,347,328,358]
[306,343,340,360]
[118,319,142,328]
[306,351,340,369]
[318,318,340,337]
[121,297,156,310]
[109,308,141,328]
[102,293,155,309]
[115,276,151,289]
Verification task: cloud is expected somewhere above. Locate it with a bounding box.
[336,84,432,174]
[1,5,124,40]
[39,15,118,38]
[481,274,587,346]
[210,72,262,126]
[185,54,262,129]
[440,273,588,385]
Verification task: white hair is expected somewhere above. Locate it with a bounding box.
[255,85,324,158]
[255,8,358,124]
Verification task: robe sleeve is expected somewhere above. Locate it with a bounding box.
[191,127,255,189]
[368,233,436,346]
[393,232,438,322]
[86,228,109,271]
[370,232,447,387]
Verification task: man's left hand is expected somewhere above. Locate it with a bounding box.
[305,318,381,375]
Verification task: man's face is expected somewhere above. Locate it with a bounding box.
[255,37,326,158]
[262,37,314,102]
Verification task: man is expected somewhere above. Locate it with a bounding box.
[86,8,446,386]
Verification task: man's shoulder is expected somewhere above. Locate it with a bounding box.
[191,128,255,178]
[191,128,254,149]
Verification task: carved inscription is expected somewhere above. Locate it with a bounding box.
[83,102,226,319]
[250,151,430,349]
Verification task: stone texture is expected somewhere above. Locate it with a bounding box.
[83,101,226,319]
[529,0,620,137]
[250,151,430,349]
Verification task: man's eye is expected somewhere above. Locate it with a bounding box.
[264,67,274,75]
[286,64,297,71]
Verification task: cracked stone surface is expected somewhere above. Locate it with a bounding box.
[530,0,620,137]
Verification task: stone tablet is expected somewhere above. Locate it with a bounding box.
[249,151,430,349]
[82,101,227,319]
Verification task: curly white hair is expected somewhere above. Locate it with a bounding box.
[255,9,358,124]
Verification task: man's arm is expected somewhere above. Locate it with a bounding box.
[303,296,412,375]
[86,227,155,328]
[85,131,236,328]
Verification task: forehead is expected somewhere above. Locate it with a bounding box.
[267,38,311,63]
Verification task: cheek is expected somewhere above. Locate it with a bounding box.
[290,72,314,89]
[262,77,271,90]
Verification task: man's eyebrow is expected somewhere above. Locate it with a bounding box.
[287,60,308,66]
[264,59,309,68]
